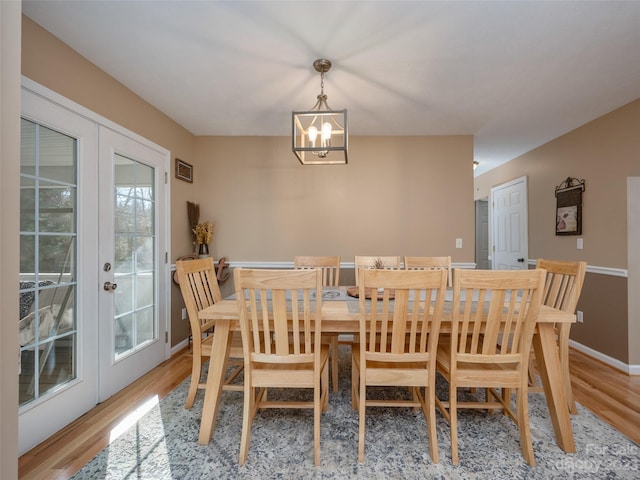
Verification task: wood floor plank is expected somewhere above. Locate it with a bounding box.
[18,347,639,479]
[569,348,640,445]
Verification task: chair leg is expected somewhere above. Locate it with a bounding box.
[322,358,329,412]
[558,327,578,414]
[239,384,254,465]
[314,372,322,466]
[450,384,459,465]
[516,386,535,466]
[357,374,366,463]
[425,385,439,464]
[331,334,339,392]
[351,356,359,410]
[185,355,201,409]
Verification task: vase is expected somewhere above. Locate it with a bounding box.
[198,243,210,258]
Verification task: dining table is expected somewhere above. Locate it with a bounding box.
[196,286,577,454]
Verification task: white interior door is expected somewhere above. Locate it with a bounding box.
[491,176,528,270]
[98,126,169,401]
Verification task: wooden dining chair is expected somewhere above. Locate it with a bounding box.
[352,268,448,463]
[404,256,453,287]
[234,268,329,466]
[175,258,244,409]
[354,256,401,286]
[529,259,586,414]
[294,255,341,392]
[436,268,545,466]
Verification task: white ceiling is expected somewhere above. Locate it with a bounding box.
[22,1,640,176]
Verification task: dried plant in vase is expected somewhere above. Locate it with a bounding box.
[372,257,384,269]
[193,221,214,257]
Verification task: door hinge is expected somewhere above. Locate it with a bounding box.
[165,331,169,343]
[165,171,168,184]
[165,252,168,264]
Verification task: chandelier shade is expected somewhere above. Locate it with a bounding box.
[292,59,348,165]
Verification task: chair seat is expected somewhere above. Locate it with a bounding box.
[353,344,429,385]
[437,344,522,386]
[200,330,244,359]
[252,345,329,388]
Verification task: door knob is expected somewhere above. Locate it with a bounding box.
[517,258,525,263]
[103,281,118,291]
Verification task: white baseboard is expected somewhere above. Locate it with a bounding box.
[171,338,189,357]
[569,339,640,375]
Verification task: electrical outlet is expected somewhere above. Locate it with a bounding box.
[576,310,583,323]
[455,238,463,249]
[577,238,583,250]
[181,307,187,320]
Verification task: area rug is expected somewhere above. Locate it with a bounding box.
[72,346,639,479]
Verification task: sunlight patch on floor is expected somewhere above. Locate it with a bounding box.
[109,395,160,444]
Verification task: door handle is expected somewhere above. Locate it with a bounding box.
[103,281,118,291]
[517,258,525,263]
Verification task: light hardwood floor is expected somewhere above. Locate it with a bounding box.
[18,347,640,479]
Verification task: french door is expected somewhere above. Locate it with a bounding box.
[98,127,168,401]
[19,84,170,454]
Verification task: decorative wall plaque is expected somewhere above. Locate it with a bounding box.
[175,158,193,183]
[555,177,585,236]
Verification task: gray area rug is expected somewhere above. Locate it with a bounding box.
[73,346,639,479]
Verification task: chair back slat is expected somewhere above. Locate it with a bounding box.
[360,268,447,360]
[404,256,452,287]
[354,256,401,286]
[176,258,223,332]
[294,255,340,287]
[235,268,322,365]
[536,259,586,313]
[452,269,545,365]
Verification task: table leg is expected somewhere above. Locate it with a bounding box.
[532,324,576,452]
[198,319,233,445]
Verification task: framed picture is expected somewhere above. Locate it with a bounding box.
[555,177,585,236]
[175,158,193,183]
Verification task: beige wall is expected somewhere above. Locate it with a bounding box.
[21,16,197,345]
[2,3,22,478]
[192,135,475,263]
[474,99,640,364]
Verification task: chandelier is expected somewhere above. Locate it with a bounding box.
[292,59,348,165]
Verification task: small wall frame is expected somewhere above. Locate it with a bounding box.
[555,177,585,236]
[175,158,193,183]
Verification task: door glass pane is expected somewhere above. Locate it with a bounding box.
[19,118,78,407]
[113,154,156,360]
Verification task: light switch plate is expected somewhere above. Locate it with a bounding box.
[577,238,583,250]
[455,238,462,249]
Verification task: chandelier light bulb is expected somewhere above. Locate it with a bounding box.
[321,122,332,144]
[308,126,318,147]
